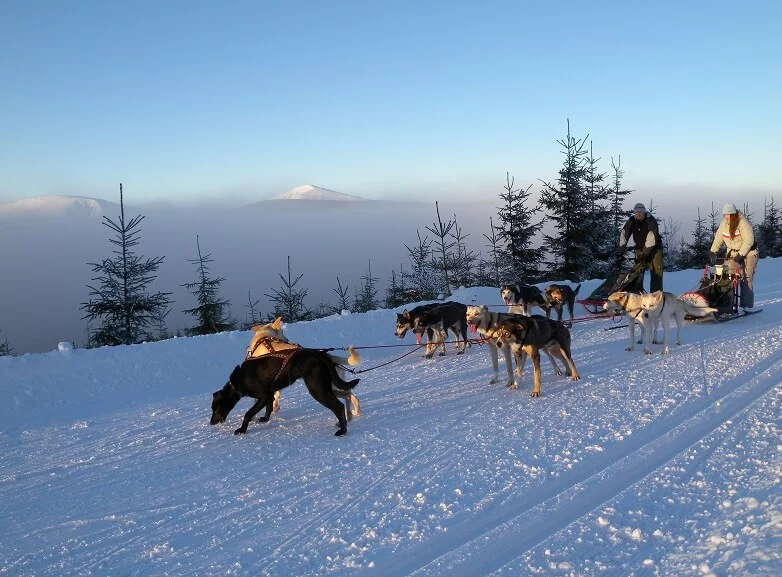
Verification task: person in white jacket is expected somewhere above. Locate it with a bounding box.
[708,203,759,312]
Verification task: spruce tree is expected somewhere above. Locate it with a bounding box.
[538,120,592,281]
[426,201,456,296]
[244,291,261,329]
[495,172,544,282]
[182,235,236,335]
[678,208,712,269]
[757,197,782,257]
[264,256,312,322]
[385,266,409,308]
[482,216,503,287]
[353,260,379,313]
[448,215,476,289]
[402,231,439,301]
[0,331,12,356]
[582,142,615,279]
[81,184,172,347]
[333,277,352,313]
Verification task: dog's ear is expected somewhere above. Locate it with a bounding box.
[402,309,410,318]
[271,317,283,330]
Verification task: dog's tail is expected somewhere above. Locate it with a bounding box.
[326,346,361,390]
[681,302,718,317]
[573,283,582,296]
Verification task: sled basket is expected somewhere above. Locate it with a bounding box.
[578,262,646,314]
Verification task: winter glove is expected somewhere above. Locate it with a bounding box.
[733,254,745,265]
[708,251,717,265]
[636,252,648,265]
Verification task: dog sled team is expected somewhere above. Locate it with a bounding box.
[211,200,759,439]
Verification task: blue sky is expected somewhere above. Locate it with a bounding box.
[1,0,780,205]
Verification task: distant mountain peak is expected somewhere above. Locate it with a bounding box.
[0,195,115,218]
[270,185,363,202]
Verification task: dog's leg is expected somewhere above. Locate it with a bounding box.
[272,390,281,413]
[675,310,684,346]
[543,348,562,376]
[530,349,542,397]
[235,398,270,435]
[627,319,636,351]
[436,327,447,357]
[643,317,654,355]
[349,393,361,417]
[503,344,515,388]
[660,316,670,355]
[258,399,275,423]
[423,327,435,359]
[551,343,581,381]
[488,345,500,384]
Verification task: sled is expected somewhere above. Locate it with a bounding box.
[678,259,761,322]
[578,261,646,314]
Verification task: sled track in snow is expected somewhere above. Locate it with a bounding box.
[350,351,782,577]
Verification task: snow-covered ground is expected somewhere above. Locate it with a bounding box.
[1,262,781,577]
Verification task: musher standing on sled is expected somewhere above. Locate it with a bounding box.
[617,202,664,292]
[708,202,759,313]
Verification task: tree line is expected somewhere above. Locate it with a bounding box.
[4,121,779,353]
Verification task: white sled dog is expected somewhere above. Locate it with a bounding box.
[603,291,661,355]
[640,291,717,354]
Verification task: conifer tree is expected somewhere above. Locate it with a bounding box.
[609,156,633,234]
[448,215,476,288]
[482,216,503,287]
[264,256,312,322]
[757,197,782,257]
[333,277,352,312]
[80,184,172,347]
[538,120,592,281]
[426,201,456,296]
[353,260,379,313]
[244,291,261,329]
[678,208,712,269]
[582,142,615,279]
[385,266,409,308]
[182,235,236,335]
[402,232,439,301]
[494,172,544,281]
[0,330,12,356]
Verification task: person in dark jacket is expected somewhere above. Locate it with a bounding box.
[618,202,664,292]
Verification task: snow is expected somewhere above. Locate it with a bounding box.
[1,262,781,576]
[270,184,364,201]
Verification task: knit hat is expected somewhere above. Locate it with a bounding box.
[722,203,737,215]
[633,203,646,212]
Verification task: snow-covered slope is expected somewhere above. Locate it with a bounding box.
[0,195,118,218]
[1,263,781,576]
[269,184,364,201]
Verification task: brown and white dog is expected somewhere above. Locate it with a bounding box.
[544,283,582,326]
[493,316,580,397]
[245,317,361,415]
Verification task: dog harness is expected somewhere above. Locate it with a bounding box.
[245,335,300,361]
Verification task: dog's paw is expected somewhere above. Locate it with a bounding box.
[661,348,670,355]
[571,374,581,381]
[644,349,653,355]
[457,350,465,355]
[423,353,433,359]
[506,381,517,390]
[438,351,446,356]
[652,339,661,345]
[625,346,634,352]
[258,416,270,423]
[530,391,541,398]
[233,427,247,435]
[334,427,347,437]
[555,368,563,376]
